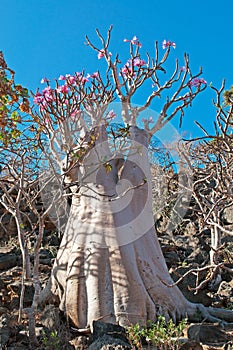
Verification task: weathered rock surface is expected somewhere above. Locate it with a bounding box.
[187,323,232,347]
[180,341,203,350]
[0,253,18,270]
[222,205,233,225]
[87,321,132,350]
[0,314,10,348]
[40,304,60,330]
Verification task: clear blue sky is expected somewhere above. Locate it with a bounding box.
[1,0,233,138]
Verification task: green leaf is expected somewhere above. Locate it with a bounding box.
[11,111,20,121]
[10,129,21,139]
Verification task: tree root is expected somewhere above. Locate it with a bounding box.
[38,278,233,329]
[188,303,233,325]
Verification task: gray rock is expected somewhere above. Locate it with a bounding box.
[40,304,60,330]
[180,341,203,349]
[0,254,17,270]
[88,321,132,350]
[222,205,233,224]
[187,324,231,346]
[0,314,10,347]
[0,307,8,316]
[164,250,179,268]
[217,280,233,298]
[88,334,132,350]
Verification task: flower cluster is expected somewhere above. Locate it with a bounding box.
[97,50,112,59]
[133,58,146,67]
[121,58,146,77]
[162,40,176,49]
[123,36,142,48]
[189,78,207,88]
[34,72,100,111]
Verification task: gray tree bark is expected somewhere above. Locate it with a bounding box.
[50,126,233,328]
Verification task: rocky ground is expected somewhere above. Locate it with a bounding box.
[0,221,233,349]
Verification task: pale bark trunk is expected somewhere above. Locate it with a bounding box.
[50,126,233,328]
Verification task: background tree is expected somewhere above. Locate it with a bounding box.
[176,81,233,291]
[0,52,34,321]
[0,53,63,345]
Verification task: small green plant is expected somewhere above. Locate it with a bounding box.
[178,260,188,267]
[41,330,62,350]
[127,315,187,349]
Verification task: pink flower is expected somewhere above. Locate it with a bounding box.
[162,40,176,49]
[148,116,153,123]
[121,59,144,77]
[41,77,50,84]
[91,72,99,78]
[68,76,76,84]
[97,50,112,59]
[121,65,129,74]
[42,86,52,94]
[189,78,207,88]
[42,86,54,101]
[58,75,66,80]
[90,92,96,99]
[121,64,134,77]
[40,100,48,111]
[133,58,146,67]
[81,76,89,83]
[180,66,186,72]
[98,50,105,59]
[71,110,81,118]
[34,92,44,104]
[57,84,69,94]
[199,78,207,85]
[107,110,116,119]
[124,35,142,47]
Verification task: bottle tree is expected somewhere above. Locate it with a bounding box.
[29,28,233,327]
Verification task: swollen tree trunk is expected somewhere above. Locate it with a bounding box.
[50,126,233,328]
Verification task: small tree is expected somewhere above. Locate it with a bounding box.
[0,53,61,345]
[0,52,34,322]
[175,81,233,290]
